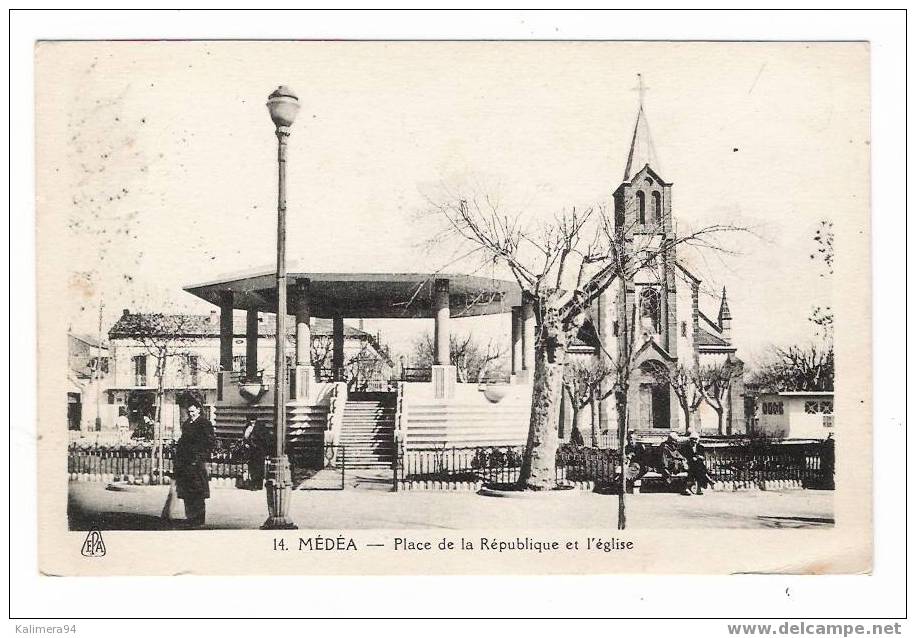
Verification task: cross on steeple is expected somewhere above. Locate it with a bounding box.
[622,73,659,180]
[633,73,649,110]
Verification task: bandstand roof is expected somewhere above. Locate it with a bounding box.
[183,270,522,319]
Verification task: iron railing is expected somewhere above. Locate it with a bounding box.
[68,442,247,481]
[395,439,835,489]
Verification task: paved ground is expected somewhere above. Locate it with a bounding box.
[68,471,834,531]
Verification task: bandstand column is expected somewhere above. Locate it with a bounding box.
[219,291,234,373]
[431,278,456,399]
[510,306,522,379]
[245,307,259,380]
[332,315,345,382]
[433,278,451,366]
[293,278,312,400]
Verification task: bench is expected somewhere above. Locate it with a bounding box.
[631,471,691,494]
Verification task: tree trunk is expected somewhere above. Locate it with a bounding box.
[568,406,579,445]
[518,345,566,490]
[716,407,724,436]
[616,389,628,530]
[155,357,166,485]
[590,388,599,447]
[681,401,691,433]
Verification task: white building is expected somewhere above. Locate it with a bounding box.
[103,309,393,439]
[753,391,834,440]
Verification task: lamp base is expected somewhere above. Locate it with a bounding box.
[261,455,297,530]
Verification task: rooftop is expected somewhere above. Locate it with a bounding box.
[109,312,372,340]
[183,271,522,319]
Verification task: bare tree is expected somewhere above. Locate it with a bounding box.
[562,358,614,447]
[311,336,334,380]
[129,313,196,482]
[412,333,507,383]
[697,359,742,436]
[344,342,390,391]
[752,344,834,393]
[650,363,704,433]
[425,189,742,490]
[809,219,834,341]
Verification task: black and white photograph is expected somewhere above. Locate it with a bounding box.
[32,36,873,578]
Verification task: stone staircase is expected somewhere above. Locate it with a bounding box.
[338,393,396,469]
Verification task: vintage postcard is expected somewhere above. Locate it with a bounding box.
[35,40,871,576]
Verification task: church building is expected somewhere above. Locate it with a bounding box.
[583,98,745,438]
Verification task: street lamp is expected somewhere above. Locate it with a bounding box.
[262,86,300,530]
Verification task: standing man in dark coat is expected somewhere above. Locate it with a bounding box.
[242,415,272,491]
[175,399,216,527]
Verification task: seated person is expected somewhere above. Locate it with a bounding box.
[680,431,713,495]
[658,431,687,483]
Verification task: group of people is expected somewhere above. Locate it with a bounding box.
[627,430,713,495]
[171,401,272,528]
[660,431,713,495]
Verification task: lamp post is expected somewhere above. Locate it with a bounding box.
[262,85,299,530]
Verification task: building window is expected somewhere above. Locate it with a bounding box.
[680,321,687,337]
[132,355,147,386]
[613,321,619,337]
[652,191,661,225]
[67,393,82,431]
[805,400,834,415]
[823,415,834,428]
[639,287,661,334]
[762,401,784,415]
[636,191,646,225]
[89,356,109,375]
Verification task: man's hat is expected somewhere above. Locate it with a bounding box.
[688,431,700,440]
[667,431,679,440]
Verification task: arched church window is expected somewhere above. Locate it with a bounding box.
[636,191,646,225]
[639,287,661,334]
[652,191,661,226]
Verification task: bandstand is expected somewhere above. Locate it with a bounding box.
[183,270,537,468]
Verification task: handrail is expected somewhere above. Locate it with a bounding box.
[392,381,406,488]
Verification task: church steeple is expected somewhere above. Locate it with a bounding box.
[718,287,732,323]
[718,287,732,341]
[622,74,660,181]
[613,75,671,234]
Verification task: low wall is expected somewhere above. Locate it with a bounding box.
[400,382,532,449]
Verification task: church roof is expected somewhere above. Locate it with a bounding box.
[623,106,661,181]
[696,328,729,348]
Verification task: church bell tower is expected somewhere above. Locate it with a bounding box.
[609,75,677,356]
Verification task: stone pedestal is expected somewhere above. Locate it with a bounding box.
[217,370,235,402]
[290,365,314,402]
[431,365,457,400]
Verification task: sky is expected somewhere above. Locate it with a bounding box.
[37,41,868,364]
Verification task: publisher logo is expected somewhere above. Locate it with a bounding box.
[81,527,106,557]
